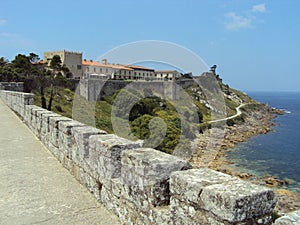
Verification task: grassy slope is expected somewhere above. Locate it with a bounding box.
[33,83,263,153]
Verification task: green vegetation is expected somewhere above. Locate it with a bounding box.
[0,53,72,111]
[33,87,74,118]
[1,53,264,154]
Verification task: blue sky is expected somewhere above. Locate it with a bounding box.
[0,0,299,92]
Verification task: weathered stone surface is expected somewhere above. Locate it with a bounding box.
[146,207,172,225]
[121,148,192,186]
[57,120,85,157]
[71,126,106,166]
[170,197,221,225]
[101,186,136,223]
[89,134,142,183]
[170,168,236,205]
[24,105,40,124]
[200,179,276,223]
[49,116,72,147]
[40,113,61,146]
[121,148,192,208]
[31,107,47,134]
[35,109,53,139]
[59,120,85,134]
[79,166,102,201]
[170,168,276,224]
[274,210,300,225]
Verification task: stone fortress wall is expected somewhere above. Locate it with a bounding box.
[77,79,196,101]
[0,89,296,225]
[0,82,23,92]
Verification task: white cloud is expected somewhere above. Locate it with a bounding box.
[0,32,19,38]
[224,12,252,30]
[0,19,7,25]
[252,3,266,13]
[0,32,33,49]
[224,4,266,30]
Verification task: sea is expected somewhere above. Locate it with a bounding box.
[227,91,300,194]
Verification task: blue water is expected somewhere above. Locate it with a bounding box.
[227,92,300,193]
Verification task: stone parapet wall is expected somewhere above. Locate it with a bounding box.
[0,82,24,92]
[0,90,285,225]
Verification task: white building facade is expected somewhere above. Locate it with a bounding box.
[155,70,181,81]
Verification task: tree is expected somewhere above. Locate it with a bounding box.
[46,55,61,110]
[210,64,217,75]
[11,54,31,78]
[0,57,11,81]
[50,55,62,77]
[0,63,19,82]
[29,53,40,64]
[0,57,8,67]
[61,65,72,78]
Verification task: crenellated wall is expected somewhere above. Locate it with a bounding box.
[0,90,285,225]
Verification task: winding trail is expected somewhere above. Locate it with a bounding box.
[209,103,247,124]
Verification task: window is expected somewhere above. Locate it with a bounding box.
[87,67,89,72]
[77,65,82,70]
[94,68,96,72]
[106,68,108,73]
[100,68,102,73]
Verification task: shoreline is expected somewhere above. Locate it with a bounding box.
[192,104,300,215]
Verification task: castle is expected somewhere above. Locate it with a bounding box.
[44,50,182,81]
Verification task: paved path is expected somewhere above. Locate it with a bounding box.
[0,99,120,225]
[209,103,247,123]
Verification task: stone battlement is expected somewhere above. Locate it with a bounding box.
[0,90,283,224]
[0,82,24,92]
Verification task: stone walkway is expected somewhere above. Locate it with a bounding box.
[0,100,120,225]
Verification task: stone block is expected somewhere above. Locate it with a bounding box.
[49,116,72,147]
[121,148,192,187]
[48,142,60,160]
[121,148,192,209]
[24,105,40,126]
[89,134,142,183]
[170,168,276,223]
[101,186,137,224]
[78,167,102,201]
[35,109,53,139]
[200,179,276,223]
[71,126,106,166]
[140,206,172,225]
[41,113,60,136]
[170,168,236,205]
[170,197,222,225]
[57,120,85,157]
[31,107,46,132]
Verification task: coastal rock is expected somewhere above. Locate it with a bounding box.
[238,173,252,180]
[262,176,285,187]
[274,210,300,224]
[274,189,300,214]
[192,102,300,215]
[285,179,292,185]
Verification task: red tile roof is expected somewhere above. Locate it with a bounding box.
[126,65,154,71]
[82,61,133,70]
[155,70,178,73]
